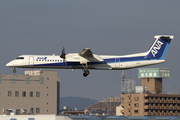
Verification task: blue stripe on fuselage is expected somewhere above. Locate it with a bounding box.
[29,56,147,67]
[104,56,145,63]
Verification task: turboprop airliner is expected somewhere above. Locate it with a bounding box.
[6,35,173,77]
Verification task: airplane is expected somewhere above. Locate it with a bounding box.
[6,35,174,77]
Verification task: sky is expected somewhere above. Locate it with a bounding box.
[0,1,180,100]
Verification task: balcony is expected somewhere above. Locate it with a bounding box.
[144,99,150,103]
[160,100,164,103]
[150,100,155,103]
[159,113,164,116]
[167,100,171,103]
[160,106,164,109]
[144,105,150,109]
[150,112,155,116]
[151,106,155,109]
[144,112,150,116]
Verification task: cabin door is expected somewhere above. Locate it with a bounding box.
[115,58,120,68]
[29,56,34,66]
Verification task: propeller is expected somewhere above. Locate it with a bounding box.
[60,47,66,62]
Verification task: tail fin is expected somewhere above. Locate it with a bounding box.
[144,35,174,60]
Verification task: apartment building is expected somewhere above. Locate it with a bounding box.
[118,68,180,116]
[0,70,60,115]
[121,93,180,116]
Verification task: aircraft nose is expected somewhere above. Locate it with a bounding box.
[6,62,13,67]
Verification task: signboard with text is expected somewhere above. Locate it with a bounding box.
[138,68,170,78]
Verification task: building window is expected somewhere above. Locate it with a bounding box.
[22,109,27,114]
[16,109,20,115]
[22,91,26,97]
[36,92,40,97]
[147,78,149,82]
[15,91,19,97]
[134,110,138,114]
[30,108,34,114]
[121,97,124,104]
[134,103,139,107]
[30,92,33,97]
[8,91,12,97]
[36,108,40,113]
[134,97,139,101]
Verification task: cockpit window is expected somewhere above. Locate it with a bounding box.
[16,57,24,59]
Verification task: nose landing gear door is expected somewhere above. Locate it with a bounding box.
[29,56,34,66]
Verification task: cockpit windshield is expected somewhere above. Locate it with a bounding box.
[16,57,24,60]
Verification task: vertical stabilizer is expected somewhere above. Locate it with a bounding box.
[145,35,174,60]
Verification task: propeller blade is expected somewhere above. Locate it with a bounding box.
[60,47,66,59]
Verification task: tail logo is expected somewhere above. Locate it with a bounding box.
[151,40,163,57]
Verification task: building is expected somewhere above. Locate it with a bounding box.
[85,97,121,115]
[117,68,180,116]
[0,70,60,115]
[0,114,72,120]
[120,93,180,116]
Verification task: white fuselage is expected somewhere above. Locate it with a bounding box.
[6,52,165,70]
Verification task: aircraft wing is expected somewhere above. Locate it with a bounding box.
[79,48,93,57]
[79,48,104,63]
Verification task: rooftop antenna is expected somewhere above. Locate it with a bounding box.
[121,71,135,94]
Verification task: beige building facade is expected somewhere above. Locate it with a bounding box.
[119,75,180,116]
[0,70,60,115]
[120,93,180,116]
